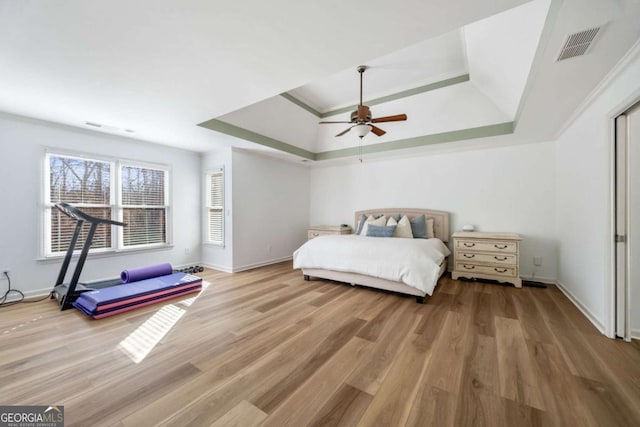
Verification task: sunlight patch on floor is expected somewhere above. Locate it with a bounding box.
[118,304,185,363]
[116,281,209,363]
[179,280,210,307]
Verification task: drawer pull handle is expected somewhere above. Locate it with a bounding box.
[463,265,475,270]
[494,244,508,249]
[312,232,319,236]
[463,243,475,247]
[494,268,508,273]
[463,254,475,258]
[494,256,508,261]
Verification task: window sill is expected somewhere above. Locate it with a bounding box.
[37,244,174,263]
[203,242,225,248]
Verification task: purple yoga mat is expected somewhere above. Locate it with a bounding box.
[120,263,173,283]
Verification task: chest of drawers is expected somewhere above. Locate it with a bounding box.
[307,225,352,240]
[451,231,522,288]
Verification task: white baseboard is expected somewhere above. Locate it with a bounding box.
[201,262,233,273]
[631,329,640,340]
[231,256,292,273]
[202,256,292,274]
[555,280,605,335]
[520,275,556,284]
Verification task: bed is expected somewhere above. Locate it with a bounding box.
[293,208,450,303]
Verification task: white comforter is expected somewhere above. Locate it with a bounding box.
[293,235,451,295]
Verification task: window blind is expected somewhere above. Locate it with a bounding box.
[206,171,224,244]
[48,155,112,253]
[121,166,167,247]
[44,152,171,257]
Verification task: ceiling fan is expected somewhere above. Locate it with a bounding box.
[319,65,407,138]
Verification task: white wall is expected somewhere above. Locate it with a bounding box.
[0,113,202,297]
[232,149,309,271]
[310,141,557,280]
[555,49,640,336]
[201,148,310,272]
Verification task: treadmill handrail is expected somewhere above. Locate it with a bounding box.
[55,202,126,227]
[53,202,126,310]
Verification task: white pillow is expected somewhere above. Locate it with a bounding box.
[361,215,386,237]
[426,218,435,238]
[395,215,414,238]
[386,217,398,226]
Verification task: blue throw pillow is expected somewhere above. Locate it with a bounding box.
[409,214,427,238]
[366,224,397,237]
[355,214,367,235]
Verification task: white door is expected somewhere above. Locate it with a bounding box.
[616,101,640,341]
[627,103,640,340]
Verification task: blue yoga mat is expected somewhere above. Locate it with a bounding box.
[120,263,173,283]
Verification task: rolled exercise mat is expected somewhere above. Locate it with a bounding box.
[120,263,173,283]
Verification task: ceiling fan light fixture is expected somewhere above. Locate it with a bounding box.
[353,124,372,138]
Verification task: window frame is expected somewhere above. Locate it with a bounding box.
[204,167,225,247]
[42,149,172,259]
[118,161,171,250]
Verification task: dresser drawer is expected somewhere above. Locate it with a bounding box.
[455,239,517,254]
[455,262,517,278]
[456,251,517,266]
[308,230,337,239]
[308,225,352,240]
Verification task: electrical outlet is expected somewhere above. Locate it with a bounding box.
[533,256,543,267]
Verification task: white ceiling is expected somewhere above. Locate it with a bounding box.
[288,30,469,113]
[1,0,639,161]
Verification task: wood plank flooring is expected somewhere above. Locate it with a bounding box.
[2,261,640,426]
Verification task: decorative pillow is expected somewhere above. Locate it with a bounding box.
[395,215,414,238]
[366,224,397,237]
[355,214,367,235]
[426,218,435,238]
[409,214,427,238]
[360,215,386,236]
[357,215,374,235]
[386,217,398,226]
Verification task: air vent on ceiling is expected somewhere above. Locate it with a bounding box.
[84,121,135,134]
[556,27,600,62]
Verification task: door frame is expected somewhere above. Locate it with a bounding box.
[608,92,640,340]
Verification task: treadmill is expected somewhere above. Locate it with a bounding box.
[51,202,126,310]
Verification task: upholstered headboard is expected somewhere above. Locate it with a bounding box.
[354,208,450,243]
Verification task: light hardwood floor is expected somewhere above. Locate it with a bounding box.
[2,261,640,426]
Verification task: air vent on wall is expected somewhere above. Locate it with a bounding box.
[556,27,600,62]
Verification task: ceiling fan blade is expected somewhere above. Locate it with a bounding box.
[370,125,386,136]
[357,105,370,120]
[336,127,353,137]
[319,121,352,124]
[371,114,407,123]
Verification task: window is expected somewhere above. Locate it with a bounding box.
[44,152,170,257]
[121,165,168,248]
[205,169,224,245]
